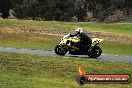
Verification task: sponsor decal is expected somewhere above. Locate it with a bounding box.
[76,66,130,85]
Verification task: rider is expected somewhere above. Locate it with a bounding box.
[70,28,92,49]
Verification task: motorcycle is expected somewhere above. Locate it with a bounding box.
[55,33,103,58]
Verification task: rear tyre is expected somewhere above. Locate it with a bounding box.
[89,46,102,58]
[55,45,68,56]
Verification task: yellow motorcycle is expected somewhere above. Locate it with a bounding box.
[55,33,103,58]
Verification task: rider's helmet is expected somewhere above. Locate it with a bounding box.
[75,28,83,35]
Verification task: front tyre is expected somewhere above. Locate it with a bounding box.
[89,46,102,58]
[55,45,68,56]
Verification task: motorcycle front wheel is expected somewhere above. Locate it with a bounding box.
[55,45,68,56]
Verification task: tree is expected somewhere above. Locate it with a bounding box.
[86,0,118,21]
[39,0,75,21]
[75,0,87,21]
[125,0,132,15]
[3,0,131,21]
[0,0,13,18]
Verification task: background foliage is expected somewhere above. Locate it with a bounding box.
[0,0,132,22]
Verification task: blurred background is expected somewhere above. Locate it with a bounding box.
[0,0,132,23]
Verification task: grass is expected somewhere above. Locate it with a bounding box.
[0,33,60,50]
[0,19,132,56]
[0,19,131,88]
[0,38,59,50]
[0,32,131,56]
[0,19,132,37]
[0,52,132,88]
[100,41,132,56]
[0,41,54,50]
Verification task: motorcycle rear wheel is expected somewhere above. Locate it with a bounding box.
[89,46,102,58]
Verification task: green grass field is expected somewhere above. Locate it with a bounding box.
[0,19,132,56]
[0,19,132,88]
[100,41,132,56]
[0,35,60,50]
[0,19,132,37]
[0,52,132,88]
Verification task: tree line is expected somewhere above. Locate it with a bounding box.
[0,0,132,22]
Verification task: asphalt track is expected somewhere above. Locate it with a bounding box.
[0,47,132,63]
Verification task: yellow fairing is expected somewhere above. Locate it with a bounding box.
[71,37,80,43]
